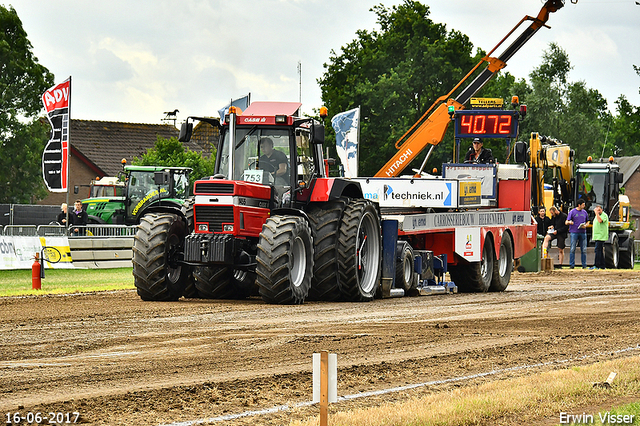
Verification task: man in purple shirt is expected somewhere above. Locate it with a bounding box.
[566,199,589,269]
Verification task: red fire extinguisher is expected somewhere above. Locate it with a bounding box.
[32,252,41,290]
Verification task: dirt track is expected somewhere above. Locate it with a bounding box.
[1,269,640,425]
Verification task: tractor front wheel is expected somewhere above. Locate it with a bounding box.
[256,216,313,304]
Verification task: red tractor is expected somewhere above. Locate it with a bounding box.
[132,102,382,304]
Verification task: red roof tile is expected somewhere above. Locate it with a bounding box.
[70,119,205,176]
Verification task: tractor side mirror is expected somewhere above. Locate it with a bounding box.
[74,185,79,194]
[154,171,170,186]
[178,122,193,142]
[514,141,529,164]
[615,172,623,184]
[311,122,325,145]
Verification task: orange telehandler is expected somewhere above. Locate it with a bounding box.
[375,0,576,178]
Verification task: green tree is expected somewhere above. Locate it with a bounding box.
[517,43,609,162]
[609,65,640,157]
[132,136,217,187]
[0,5,54,203]
[319,0,521,175]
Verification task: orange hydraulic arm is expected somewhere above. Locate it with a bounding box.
[375,0,571,178]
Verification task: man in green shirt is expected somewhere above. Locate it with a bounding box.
[591,204,609,269]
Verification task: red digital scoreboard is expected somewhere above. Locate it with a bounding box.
[454,110,519,139]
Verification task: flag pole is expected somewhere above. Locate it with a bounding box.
[65,76,72,229]
[356,105,361,177]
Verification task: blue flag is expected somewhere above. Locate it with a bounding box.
[218,93,251,120]
[331,107,359,178]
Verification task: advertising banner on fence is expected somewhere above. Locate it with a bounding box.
[0,236,74,270]
[42,77,71,193]
[39,236,74,269]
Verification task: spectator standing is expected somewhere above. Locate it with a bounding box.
[591,204,609,270]
[535,206,551,237]
[56,203,68,226]
[542,206,568,266]
[71,199,88,236]
[566,199,589,269]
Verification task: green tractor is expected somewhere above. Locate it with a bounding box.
[80,165,192,225]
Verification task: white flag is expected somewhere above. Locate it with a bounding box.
[331,107,359,178]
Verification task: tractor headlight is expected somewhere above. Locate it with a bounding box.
[198,223,209,232]
[223,224,234,232]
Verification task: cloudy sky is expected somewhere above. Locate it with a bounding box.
[6,0,640,125]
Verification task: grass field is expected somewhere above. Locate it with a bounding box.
[0,268,134,297]
[291,357,640,426]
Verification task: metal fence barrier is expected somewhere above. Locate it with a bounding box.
[37,225,68,236]
[69,225,137,237]
[4,225,38,236]
[635,240,640,264]
[2,224,138,238]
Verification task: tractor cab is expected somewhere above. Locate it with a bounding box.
[181,102,326,211]
[82,165,191,225]
[574,159,624,222]
[125,166,191,221]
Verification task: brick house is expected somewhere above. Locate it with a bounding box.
[615,155,640,240]
[38,119,209,206]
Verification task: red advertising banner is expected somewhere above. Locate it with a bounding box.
[41,78,71,193]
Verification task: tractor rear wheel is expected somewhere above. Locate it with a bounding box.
[133,213,191,301]
[619,237,635,269]
[605,234,619,269]
[489,232,513,292]
[449,237,494,293]
[193,266,247,299]
[193,265,255,299]
[336,200,382,302]
[256,216,313,304]
[306,200,347,301]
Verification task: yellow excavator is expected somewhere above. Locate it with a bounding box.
[375,0,576,178]
[529,133,574,214]
[526,132,634,269]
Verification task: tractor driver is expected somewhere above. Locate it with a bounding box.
[464,138,494,164]
[259,137,289,185]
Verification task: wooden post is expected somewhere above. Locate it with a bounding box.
[541,257,554,271]
[320,350,328,426]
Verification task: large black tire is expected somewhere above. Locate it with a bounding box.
[193,264,255,299]
[396,241,418,295]
[605,234,619,269]
[194,266,241,299]
[256,216,313,304]
[449,237,494,293]
[336,200,382,302]
[490,232,513,292]
[133,213,190,301]
[306,200,346,301]
[232,269,258,297]
[619,237,635,269]
[181,197,198,298]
